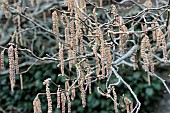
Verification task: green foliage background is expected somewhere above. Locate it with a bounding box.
[0,61,164,113]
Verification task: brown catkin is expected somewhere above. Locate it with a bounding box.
[124,97,130,113]
[17,4,23,46]
[80,81,86,107]
[156,28,163,48]
[61,92,66,113]
[43,79,52,113]
[71,81,76,100]
[141,35,149,71]
[142,34,154,75]
[156,28,168,62]
[161,36,167,62]
[33,96,42,113]
[71,88,75,100]
[14,45,19,74]
[65,80,70,91]
[60,13,69,25]
[75,26,81,48]
[131,52,137,70]
[1,50,5,70]
[65,84,71,113]
[52,11,59,34]
[69,20,77,65]
[66,0,74,15]
[57,86,61,108]
[111,4,117,17]
[148,44,154,75]
[79,29,84,55]
[68,101,71,113]
[68,49,73,71]
[59,43,65,76]
[86,64,91,94]
[151,22,156,41]
[93,8,98,25]
[8,45,15,92]
[65,27,70,47]
[112,86,118,113]
[124,96,133,113]
[2,0,10,18]
[70,20,75,35]
[100,33,105,78]
[93,35,100,76]
[105,45,112,75]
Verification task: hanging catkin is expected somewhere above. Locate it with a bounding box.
[151,22,156,41]
[57,86,61,108]
[112,86,118,113]
[105,45,112,75]
[33,95,42,113]
[1,50,5,70]
[141,35,149,72]
[80,82,86,107]
[14,45,19,74]
[60,13,69,25]
[124,96,133,113]
[52,11,59,34]
[141,34,154,75]
[59,43,64,76]
[43,79,52,113]
[86,64,91,94]
[8,45,15,92]
[71,81,76,100]
[66,0,74,15]
[61,92,66,113]
[93,34,100,77]
[79,28,84,55]
[156,28,167,62]
[65,81,71,113]
[99,33,105,78]
[17,4,23,46]
[2,0,10,18]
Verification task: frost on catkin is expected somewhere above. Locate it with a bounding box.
[8,45,15,92]
[43,79,52,113]
[33,96,42,113]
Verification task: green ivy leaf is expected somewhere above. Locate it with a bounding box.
[145,88,154,96]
